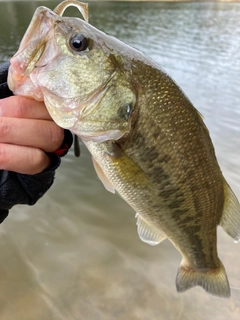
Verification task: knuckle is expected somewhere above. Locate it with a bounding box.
[0,144,9,169]
[48,124,64,151]
[0,96,28,118]
[0,144,49,174]
[14,96,28,118]
[28,148,49,174]
[0,117,10,138]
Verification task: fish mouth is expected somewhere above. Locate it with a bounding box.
[8,6,58,94]
[8,40,46,94]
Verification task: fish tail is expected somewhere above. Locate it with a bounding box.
[176,260,230,298]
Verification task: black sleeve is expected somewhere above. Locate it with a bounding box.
[0,162,58,223]
[0,61,73,223]
[0,61,12,98]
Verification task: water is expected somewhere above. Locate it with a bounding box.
[0,1,240,319]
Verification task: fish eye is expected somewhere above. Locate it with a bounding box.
[118,103,133,121]
[69,33,89,52]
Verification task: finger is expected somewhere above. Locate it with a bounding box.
[0,96,52,120]
[0,143,51,174]
[0,117,64,152]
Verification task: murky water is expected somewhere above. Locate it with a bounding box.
[0,1,240,319]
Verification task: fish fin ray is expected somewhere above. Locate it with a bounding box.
[219,180,240,242]
[176,259,230,298]
[92,157,115,194]
[135,212,166,246]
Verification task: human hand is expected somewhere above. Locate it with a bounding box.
[0,96,64,174]
[0,61,72,221]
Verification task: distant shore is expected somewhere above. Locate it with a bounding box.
[0,0,238,3]
[3,0,239,2]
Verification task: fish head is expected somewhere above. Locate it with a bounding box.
[8,4,137,142]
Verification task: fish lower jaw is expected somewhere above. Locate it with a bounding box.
[8,67,44,101]
[72,127,126,143]
[44,98,76,129]
[7,66,24,93]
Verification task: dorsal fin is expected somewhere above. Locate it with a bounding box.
[219,180,240,243]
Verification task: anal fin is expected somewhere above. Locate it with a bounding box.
[220,180,240,243]
[92,157,115,194]
[135,212,166,246]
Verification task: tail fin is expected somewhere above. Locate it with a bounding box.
[176,260,230,298]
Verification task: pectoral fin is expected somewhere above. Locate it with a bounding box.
[135,212,166,246]
[219,180,240,243]
[92,157,115,194]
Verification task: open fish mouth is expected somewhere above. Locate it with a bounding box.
[8,6,58,94]
[8,1,89,94]
[8,39,46,93]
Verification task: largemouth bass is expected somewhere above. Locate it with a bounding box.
[8,0,240,298]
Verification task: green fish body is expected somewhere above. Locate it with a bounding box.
[8,0,240,298]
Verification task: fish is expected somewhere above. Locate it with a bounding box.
[7,0,240,298]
